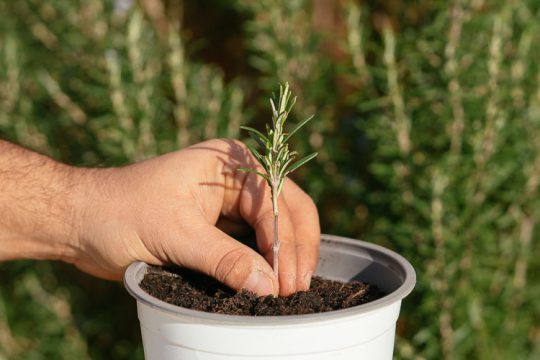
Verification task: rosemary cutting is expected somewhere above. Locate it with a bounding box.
[239,82,317,277]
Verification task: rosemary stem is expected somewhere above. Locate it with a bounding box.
[271,181,280,277]
[240,82,317,281]
[273,212,279,277]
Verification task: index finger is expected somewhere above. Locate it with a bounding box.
[282,178,320,291]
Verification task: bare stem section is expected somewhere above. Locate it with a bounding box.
[273,213,279,277]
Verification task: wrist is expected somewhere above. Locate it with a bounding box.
[50,164,90,263]
[57,165,122,264]
[17,162,85,262]
[0,142,88,262]
[18,163,107,263]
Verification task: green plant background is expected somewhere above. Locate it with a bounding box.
[1,0,539,359]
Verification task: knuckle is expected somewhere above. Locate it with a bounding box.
[254,207,274,229]
[213,247,255,284]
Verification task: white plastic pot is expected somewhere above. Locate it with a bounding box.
[124,234,416,360]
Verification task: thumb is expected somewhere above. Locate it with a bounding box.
[167,223,279,296]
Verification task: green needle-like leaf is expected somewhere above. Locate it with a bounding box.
[283,114,314,144]
[237,168,271,183]
[285,152,318,175]
[245,142,264,165]
[240,125,270,146]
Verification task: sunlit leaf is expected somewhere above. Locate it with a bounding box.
[283,114,314,144]
[285,152,318,174]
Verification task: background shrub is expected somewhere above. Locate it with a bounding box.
[1,1,539,359]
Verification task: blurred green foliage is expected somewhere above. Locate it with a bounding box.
[1,0,539,359]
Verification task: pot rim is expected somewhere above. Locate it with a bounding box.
[124,234,416,325]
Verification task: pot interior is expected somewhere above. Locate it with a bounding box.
[316,235,412,295]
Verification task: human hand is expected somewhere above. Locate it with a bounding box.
[71,139,320,296]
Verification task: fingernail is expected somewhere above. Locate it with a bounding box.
[285,273,296,292]
[302,271,313,290]
[242,271,275,296]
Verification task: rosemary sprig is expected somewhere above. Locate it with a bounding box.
[239,82,318,277]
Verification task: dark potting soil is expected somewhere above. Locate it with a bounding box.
[140,266,386,316]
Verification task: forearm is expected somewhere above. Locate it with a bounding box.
[0,140,83,262]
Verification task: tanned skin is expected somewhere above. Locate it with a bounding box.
[0,139,320,296]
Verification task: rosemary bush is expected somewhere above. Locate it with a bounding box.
[1,1,539,359]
